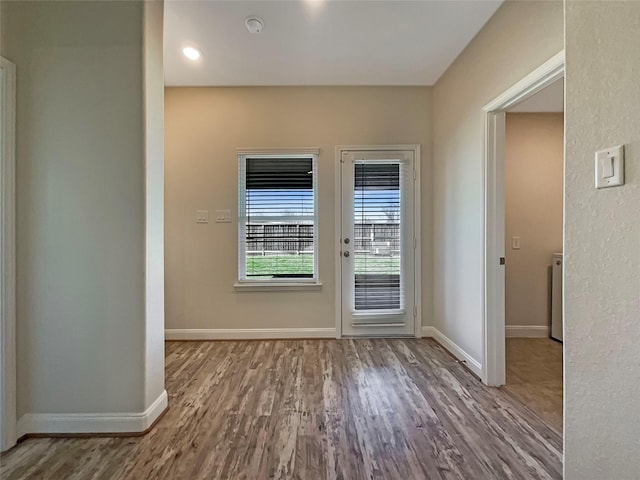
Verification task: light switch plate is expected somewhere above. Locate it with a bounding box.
[512,236,521,250]
[196,210,209,224]
[215,210,232,223]
[595,145,624,189]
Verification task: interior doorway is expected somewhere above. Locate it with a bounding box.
[501,80,564,432]
[335,146,421,338]
[482,51,564,388]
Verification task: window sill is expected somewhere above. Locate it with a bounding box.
[233,281,323,292]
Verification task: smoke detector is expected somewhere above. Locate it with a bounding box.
[245,16,264,34]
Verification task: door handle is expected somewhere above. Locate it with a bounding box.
[343,251,350,258]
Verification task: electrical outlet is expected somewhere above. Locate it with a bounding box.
[196,210,209,224]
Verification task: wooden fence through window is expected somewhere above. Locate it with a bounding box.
[245,223,400,255]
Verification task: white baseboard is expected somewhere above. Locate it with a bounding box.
[422,326,483,378]
[17,390,168,436]
[165,328,337,341]
[505,325,549,338]
[421,326,436,337]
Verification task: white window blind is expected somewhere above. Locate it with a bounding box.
[238,154,317,282]
[353,161,408,312]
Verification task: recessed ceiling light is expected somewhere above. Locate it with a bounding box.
[182,47,201,61]
[245,17,264,34]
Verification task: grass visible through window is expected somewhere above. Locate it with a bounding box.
[246,255,314,277]
[246,254,400,278]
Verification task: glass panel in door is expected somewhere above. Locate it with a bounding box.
[340,151,415,337]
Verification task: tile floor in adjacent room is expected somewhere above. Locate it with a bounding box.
[503,337,563,433]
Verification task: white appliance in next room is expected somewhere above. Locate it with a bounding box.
[551,253,563,342]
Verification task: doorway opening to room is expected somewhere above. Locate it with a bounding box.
[501,79,564,432]
[482,52,565,428]
[335,146,421,338]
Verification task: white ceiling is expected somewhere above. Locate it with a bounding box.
[509,78,564,112]
[164,0,503,86]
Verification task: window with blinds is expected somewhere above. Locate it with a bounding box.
[238,154,317,282]
[353,161,404,312]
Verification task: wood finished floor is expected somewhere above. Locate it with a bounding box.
[1,339,562,480]
[503,338,563,433]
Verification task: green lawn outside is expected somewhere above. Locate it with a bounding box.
[246,254,400,277]
[246,255,314,277]
[354,255,400,274]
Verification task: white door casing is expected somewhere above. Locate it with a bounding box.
[482,51,565,386]
[335,145,421,338]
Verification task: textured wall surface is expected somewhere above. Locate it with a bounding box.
[165,87,432,331]
[2,1,147,416]
[505,113,564,328]
[564,1,640,478]
[432,0,564,362]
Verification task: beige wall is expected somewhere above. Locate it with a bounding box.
[143,0,166,411]
[432,0,564,362]
[165,86,432,331]
[505,113,563,328]
[564,1,640,478]
[1,0,164,421]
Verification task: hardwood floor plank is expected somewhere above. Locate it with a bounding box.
[0,339,562,480]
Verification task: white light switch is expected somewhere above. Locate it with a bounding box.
[595,145,624,189]
[601,156,614,178]
[196,210,209,224]
[215,210,232,223]
[512,236,521,250]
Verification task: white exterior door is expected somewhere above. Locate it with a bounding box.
[339,149,416,337]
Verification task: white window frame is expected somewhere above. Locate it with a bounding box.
[234,148,322,291]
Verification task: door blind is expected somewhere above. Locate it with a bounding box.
[353,161,407,311]
[239,157,316,280]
